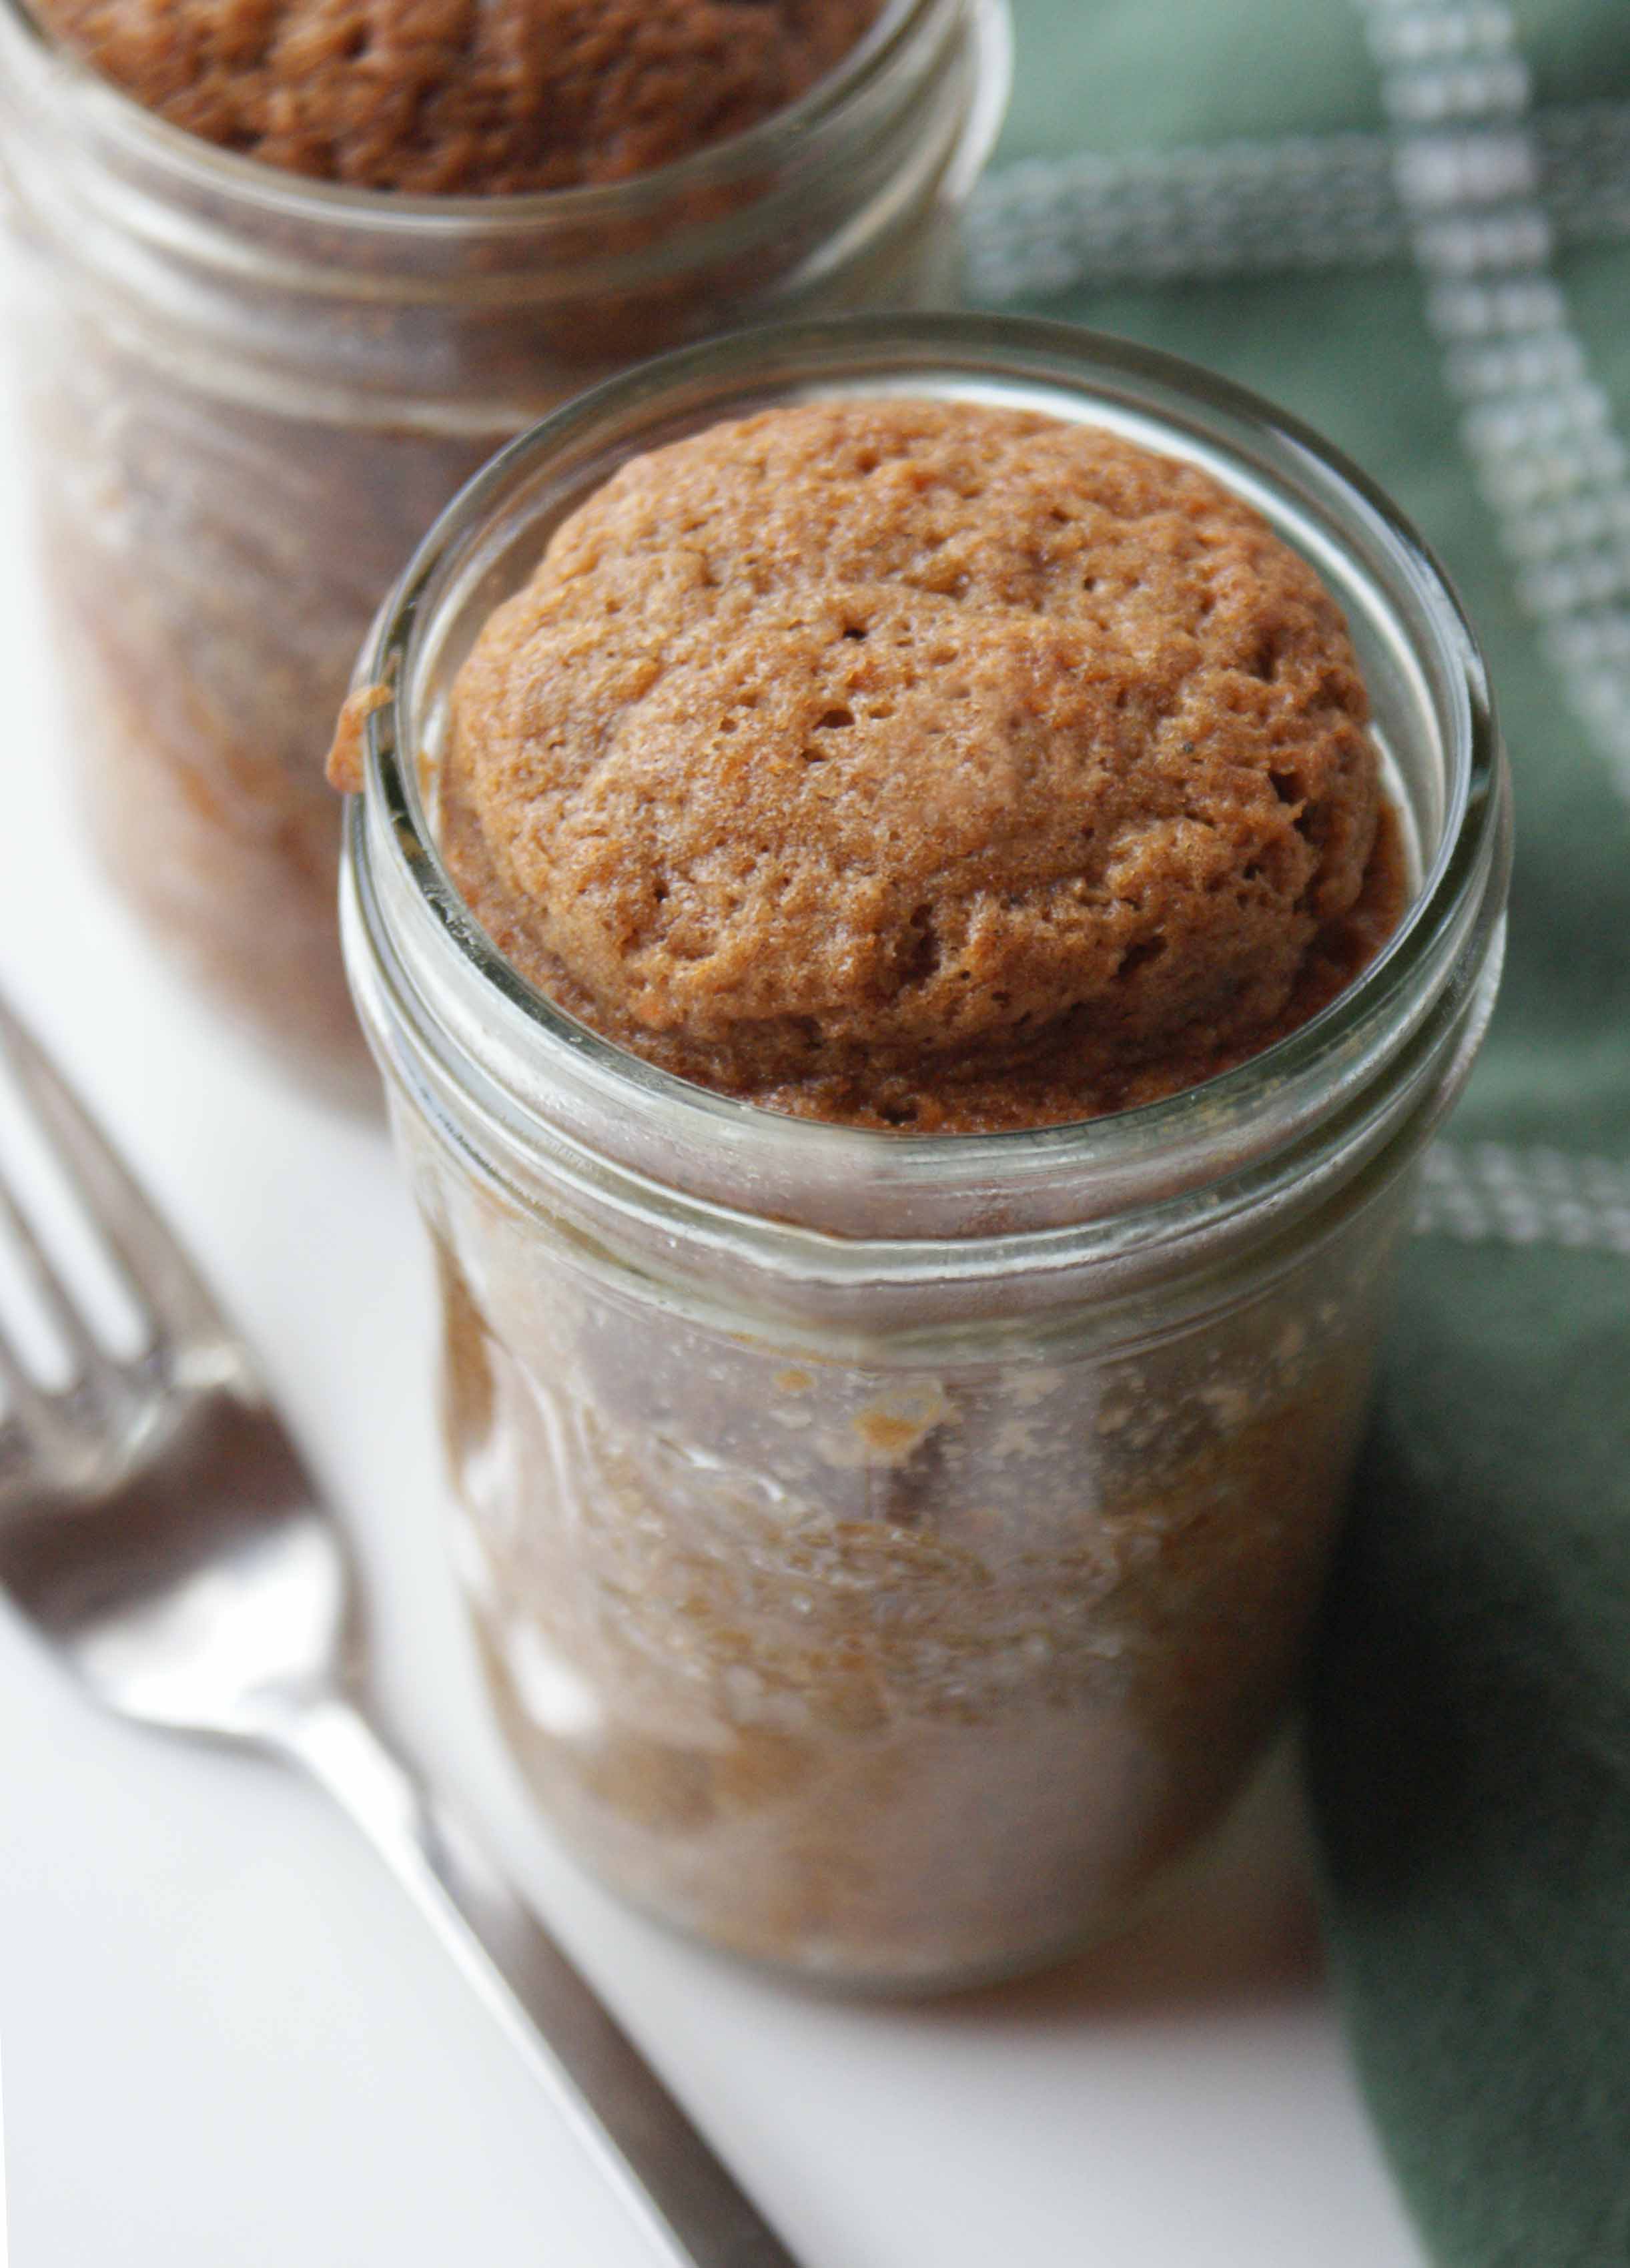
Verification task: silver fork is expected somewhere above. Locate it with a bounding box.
[0,990,801,2268]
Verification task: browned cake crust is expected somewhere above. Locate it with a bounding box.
[34,0,882,192]
[438,399,1406,1131]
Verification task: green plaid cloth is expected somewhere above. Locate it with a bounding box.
[974,5,1630,2262]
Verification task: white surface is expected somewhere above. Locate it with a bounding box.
[0,364,1426,2268]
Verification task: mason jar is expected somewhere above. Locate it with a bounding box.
[0,0,1009,1108]
[336,315,1511,1990]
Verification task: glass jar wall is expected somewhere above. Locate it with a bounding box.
[0,0,1009,1104]
[340,316,1511,1988]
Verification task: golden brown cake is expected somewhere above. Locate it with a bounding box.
[433,398,1406,1130]
[35,0,883,192]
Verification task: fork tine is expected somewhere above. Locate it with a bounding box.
[0,1159,109,1373]
[0,1308,47,1418]
[0,1306,86,1483]
[0,994,251,1390]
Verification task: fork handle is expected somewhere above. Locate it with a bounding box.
[277,1695,805,2268]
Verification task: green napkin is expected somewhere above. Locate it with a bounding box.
[978,4,1630,2261]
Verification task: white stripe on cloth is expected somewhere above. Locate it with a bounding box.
[1416,1142,1630,1255]
[1358,0,1630,801]
[965,101,1630,302]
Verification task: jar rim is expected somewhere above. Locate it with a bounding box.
[347,312,1510,1254]
[0,0,946,230]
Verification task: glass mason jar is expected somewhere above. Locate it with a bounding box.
[0,0,1009,1108]
[338,316,1511,1991]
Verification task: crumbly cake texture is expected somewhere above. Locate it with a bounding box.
[434,400,1406,1132]
[36,0,882,193]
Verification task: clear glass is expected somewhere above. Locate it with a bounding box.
[0,0,1009,1106]
[339,316,1511,1990]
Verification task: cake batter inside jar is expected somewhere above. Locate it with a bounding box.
[0,0,1007,1104]
[336,317,1511,1988]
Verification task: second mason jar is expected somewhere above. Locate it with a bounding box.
[339,316,1511,1990]
[0,0,1007,1106]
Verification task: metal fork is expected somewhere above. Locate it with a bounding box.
[0,991,801,2268]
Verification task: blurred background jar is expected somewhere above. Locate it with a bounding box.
[337,317,1512,1991]
[0,0,1009,1106]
